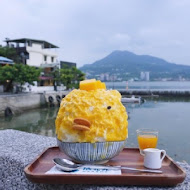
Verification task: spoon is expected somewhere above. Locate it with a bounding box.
[53,158,162,173]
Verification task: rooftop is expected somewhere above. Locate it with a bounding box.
[5,38,59,48]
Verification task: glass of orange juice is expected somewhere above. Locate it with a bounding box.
[136,129,158,155]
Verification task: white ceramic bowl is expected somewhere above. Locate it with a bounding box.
[57,139,127,164]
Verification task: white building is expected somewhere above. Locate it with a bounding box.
[4,38,66,92]
[140,71,150,81]
[5,38,59,67]
[100,73,110,81]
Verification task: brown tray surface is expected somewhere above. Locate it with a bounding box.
[24,147,186,186]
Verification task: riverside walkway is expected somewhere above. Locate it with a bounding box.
[0,129,190,190]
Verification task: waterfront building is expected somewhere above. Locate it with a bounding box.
[100,73,105,81]
[3,38,64,91]
[5,38,59,67]
[4,38,60,88]
[2,38,77,92]
[140,72,145,80]
[110,74,117,81]
[140,71,150,81]
[100,73,110,81]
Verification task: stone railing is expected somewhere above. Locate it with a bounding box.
[0,129,190,190]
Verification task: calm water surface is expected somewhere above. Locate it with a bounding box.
[106,81,190,90]
[0,97,190,163]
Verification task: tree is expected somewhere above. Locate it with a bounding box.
[52,68,60,91]
[59,66,85,90]
[0,64,41,92]
[0,46,20,63]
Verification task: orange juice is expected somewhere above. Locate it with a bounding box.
[137,134,158,150]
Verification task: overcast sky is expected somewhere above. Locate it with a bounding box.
[0,0,190,67]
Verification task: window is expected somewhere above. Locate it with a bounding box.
[44,55,47,62]
[51,57,54,63]
[28,41,32,47]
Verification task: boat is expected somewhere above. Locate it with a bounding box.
[121,95,145,103]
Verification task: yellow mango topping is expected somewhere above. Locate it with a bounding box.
[101,82,106,89]
[96,80,102,89]
[80,79,106,91]
[56,89,128,143]
[80,79,97,91]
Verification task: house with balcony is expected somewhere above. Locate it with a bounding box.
[5,38,59,67]
[5,38,61,90]
[3,38,77,92]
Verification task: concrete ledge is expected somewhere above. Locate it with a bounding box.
[0,129,190,190]
[0,93,45,117]
[0,91,69,117]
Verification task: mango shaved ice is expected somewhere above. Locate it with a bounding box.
[79,79,106,91]
[55,79,128,143]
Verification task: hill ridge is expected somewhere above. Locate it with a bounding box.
[80,50,190,81]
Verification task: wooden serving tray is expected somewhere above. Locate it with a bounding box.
[24,147,186,186]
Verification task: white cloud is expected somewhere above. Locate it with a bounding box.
[0,0,190,66]
[112,33,131,44]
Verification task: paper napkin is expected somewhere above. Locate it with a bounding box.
[46,165,121,175]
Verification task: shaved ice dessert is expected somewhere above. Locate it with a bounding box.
[55,79,128,143]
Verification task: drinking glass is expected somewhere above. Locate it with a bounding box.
[136,129,158,155]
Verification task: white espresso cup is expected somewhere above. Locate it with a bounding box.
[142,148,166,169]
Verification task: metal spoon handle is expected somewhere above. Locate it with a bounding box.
[53,158,162,173]
[81,164,162,173]
[120,166,162,173]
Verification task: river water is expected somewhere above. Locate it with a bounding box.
[0,96,190,163]
[105,81,190,90]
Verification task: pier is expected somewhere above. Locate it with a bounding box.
[119,89,190,97]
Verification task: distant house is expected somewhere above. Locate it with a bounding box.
[60,61,76,68]
[140,71,150,81]
[5,38,59,67]
[3,38,77,92]
[5,38,60,87]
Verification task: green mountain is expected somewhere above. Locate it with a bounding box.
[80,50,190,81]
